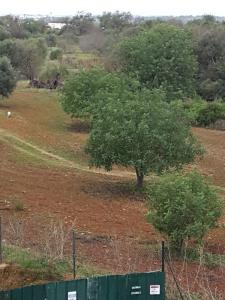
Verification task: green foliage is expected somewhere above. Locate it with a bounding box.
[3,245,70,280]
[147,171,223,254]
[16,38,48,79]
[0,56,16,98]
[118,24,197,100]
[60,13,94,36]
[171,99,207,124]
[50,48,63,60]
[60,67,140,119]
[0,39,19,67]
[0,38,47,79]
[22,19,46,35]
[39,62,68,81]
[99,11,133,32]
[174,99,225,126]
[0,25,11,40]
[193,26,225,100]
[196,101,225,126]
[45,33,57,47]
[86,89,203,187]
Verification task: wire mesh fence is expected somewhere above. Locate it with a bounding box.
[1,215,225,299]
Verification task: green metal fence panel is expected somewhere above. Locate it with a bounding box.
[97,275,108,300]
[0,271,165,300]
[127,272,145,300]
[87,277,98,300]
[46,282,57,300]
[33,284,46,300]
[76,279,87,300]
[21,286,32,300]
[107,275,119,300]
[10,288,22,300]
[117,274,127,300]
[0,290,10,300]
[55,281,66,300]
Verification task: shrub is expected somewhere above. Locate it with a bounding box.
[196,102,225,126]
[39,62,68,81]
[147,171,223,254]
[171,99,207,125]
[50,48,63,60]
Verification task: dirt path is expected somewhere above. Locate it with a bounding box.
[0,128,135,178]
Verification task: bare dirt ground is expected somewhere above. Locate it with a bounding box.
[0,88,225,297]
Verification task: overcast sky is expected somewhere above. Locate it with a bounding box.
[1,0,225,17]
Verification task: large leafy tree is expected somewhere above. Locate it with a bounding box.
[118,24,197,100]
[86,89,202,188]
[0,56,16,98]
[60,67,140,119]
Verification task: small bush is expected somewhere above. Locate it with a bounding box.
[196,102,225,126]
[147,171,223,255]
[50,48,63,60]
[14,200,24,211]
[172,99,225,128]
[39,62,68,81]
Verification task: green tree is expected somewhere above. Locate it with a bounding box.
[39,62,68,82]
[0,38,47,79]
[0,56,16,98]
[99,11,133,32]
[60,68,140,119]
[147,171,223,254]
[85,89,202,188]
[0,25,11,41]
[50,48,63,61]
[118,24,197,100]
[193,27,225,100]
[16,38,47,79]
[61,13,94,36]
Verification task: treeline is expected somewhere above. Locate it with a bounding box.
[1,13,225,102]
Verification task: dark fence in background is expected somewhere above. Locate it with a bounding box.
[0,271,165,300]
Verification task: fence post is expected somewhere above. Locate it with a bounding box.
[161,241,165,273]
[0,216,2,264]
[72,230,76,279]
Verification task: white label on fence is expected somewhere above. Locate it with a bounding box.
[150,285,160,295]
[68,291,77,300]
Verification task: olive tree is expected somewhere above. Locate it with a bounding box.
[86,89,202,188]
[0,56,16,98]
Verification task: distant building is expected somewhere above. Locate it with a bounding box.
[48,22,66,29]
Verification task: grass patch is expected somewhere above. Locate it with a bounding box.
[3,245,70,281]
[182,246,225,268]
[3,245,107,282]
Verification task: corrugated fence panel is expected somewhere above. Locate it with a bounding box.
[46,282,57,300]
[0,271,165,300]
[10,288,22,300]
[21,286,32,300]
[107,275,119,300]
[55,281,66,300]
[33,284,46,300]
[76,279,87,300]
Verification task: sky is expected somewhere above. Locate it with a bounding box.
[1,0,225,17]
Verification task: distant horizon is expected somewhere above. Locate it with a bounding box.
[1,0,225,18]
[1,13,225,19]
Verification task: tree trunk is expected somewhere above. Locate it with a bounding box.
[135,167,144,189]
